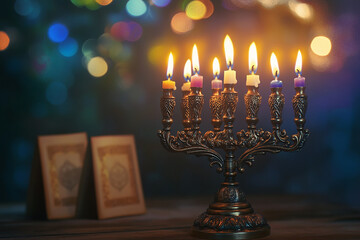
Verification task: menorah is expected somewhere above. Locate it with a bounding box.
[158,82,309,239]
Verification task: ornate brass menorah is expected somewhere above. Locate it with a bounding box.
[158,82,309,239]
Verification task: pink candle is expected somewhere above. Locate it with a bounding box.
[211,79,222,89]
[211,57,222,89]
[191,74,203,88]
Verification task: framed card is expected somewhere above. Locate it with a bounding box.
[91,135,146,219]
[28,132,88,220]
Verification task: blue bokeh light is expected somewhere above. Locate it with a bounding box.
[152,0,171,7]
[58,37,78,57]
[126,0,147,17]
[14,0,34,16]
[48,23,69,43]
[46,82,68,105]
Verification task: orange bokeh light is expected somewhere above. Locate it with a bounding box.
[0,31,10,51]
[171,12,194,34]
[96,0,113,6]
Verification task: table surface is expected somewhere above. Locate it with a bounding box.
[0,195,359,240]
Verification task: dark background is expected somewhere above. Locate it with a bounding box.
[0,0,359,208]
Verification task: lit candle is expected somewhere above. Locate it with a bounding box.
[246,42,260,87]
[270,52,282,88]
[162,52,176,90]
[211,57,222,89]
[182,59,191,91]
[294,50,305,87]
[224,35,237,85]
[190,44,203,88]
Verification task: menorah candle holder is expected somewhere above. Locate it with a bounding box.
[158,83,309,239]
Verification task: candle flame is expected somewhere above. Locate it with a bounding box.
[167,52,173,79]
[224,35,234,68]
[249,42,258,73]
[270,52,280,78]
[212,57,220,78]
[184,59,192,81]
[295,50,302,75]
[192,44,200,73]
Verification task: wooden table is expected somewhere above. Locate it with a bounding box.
[0,195,359,239]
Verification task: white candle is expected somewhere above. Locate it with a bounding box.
[246,42,260,87]
[224,35,237,85]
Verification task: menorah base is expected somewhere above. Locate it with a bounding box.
[192,215,270,240]
[192,182,270,239]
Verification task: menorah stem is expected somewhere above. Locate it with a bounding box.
[160,89,176,131]
[210,88,223,132]
[269,87,285,131]
[244,86,261,130]
[224,151,236,182]
[188,87,204,131]
[221,84,238,179]
[181,90,191,132]
[293,87,307,131]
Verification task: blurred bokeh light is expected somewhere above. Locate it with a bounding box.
[186,1,207,20]
[0,31,10,51]
[87,56,108,77]
[151,0,171,7]
[171,12,194,34]
[311,36,332,56]
[48,23,69,43]
[96,0,113,6]
[126,0,147,17]
[58,37,78,57]
[288,0,313,21]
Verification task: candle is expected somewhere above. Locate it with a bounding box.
[190,44,203,88]
[246,42,260,87]
[162,52,176,90]
[182,59,191,91]
[211,57,222,89]
[224,35,237,84]
[294,50,305,87]
[270,52,282,88]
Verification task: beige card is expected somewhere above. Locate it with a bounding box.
[91,135,146,219]
[38,132,88,219]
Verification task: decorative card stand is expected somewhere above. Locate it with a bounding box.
[77,135,146,219]
[27,132,88,220]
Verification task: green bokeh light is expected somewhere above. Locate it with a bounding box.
[126,0,147,17]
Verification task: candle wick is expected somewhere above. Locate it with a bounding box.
[251,65,255,73]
